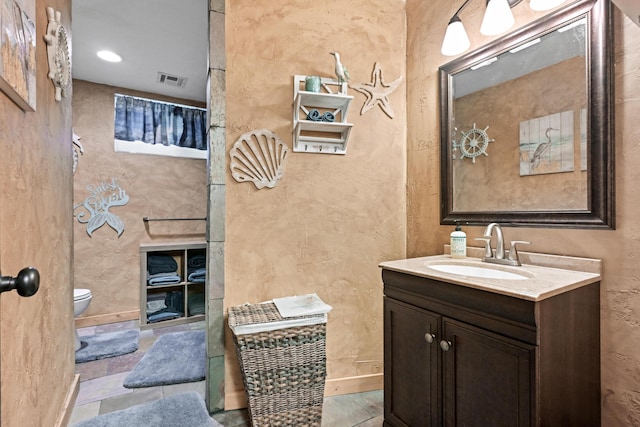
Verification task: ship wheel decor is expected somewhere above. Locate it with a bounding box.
[44,7,71,101]
[452,123,494,164]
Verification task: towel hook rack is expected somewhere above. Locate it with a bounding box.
[142,217,207,222]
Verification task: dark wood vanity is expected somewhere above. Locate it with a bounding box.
[382,268,600,427]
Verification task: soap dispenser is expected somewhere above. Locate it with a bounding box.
[450,223,467,258]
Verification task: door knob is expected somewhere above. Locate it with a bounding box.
[0,267,40,297]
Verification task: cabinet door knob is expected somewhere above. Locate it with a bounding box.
[439,340,452,351]
[424,333,435,344]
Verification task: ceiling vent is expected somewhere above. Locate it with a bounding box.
[157,72,187,88]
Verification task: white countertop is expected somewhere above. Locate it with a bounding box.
[379,253,602,301]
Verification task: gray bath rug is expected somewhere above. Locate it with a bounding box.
[75,329,139,364]
[72,391,220,427]
[123,329,205,388]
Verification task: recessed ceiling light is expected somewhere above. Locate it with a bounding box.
[97,50,122,63]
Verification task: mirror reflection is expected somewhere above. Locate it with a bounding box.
[439,0,614,229]
[452,18,587,212]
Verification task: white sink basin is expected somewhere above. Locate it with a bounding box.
[427,264,529,280]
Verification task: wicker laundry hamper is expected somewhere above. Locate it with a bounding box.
[228,301,328,427]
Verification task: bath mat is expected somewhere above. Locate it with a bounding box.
[72,391,220,427]
[75,329,139,364]
[123,329,205,388]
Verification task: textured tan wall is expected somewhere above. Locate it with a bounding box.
[407,1,640,424]
[224,0,406,397]
[72,80,207,319]
[0,0,74,425]
[454,58,587,211]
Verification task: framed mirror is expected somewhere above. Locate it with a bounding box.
[439,0,614,229]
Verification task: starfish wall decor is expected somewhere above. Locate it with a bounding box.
[350,62,402,119]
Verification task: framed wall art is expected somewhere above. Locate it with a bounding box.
[519,110,575,176]
[0,0,36,111]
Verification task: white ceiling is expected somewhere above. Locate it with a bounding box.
[71,0,209,103]
[71,0,636,106]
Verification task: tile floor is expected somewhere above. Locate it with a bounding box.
[69,320,383,426]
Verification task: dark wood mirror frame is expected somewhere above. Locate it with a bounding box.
[439,0,614,229]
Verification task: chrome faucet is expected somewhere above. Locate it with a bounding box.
[476,222,530,266]
[484,222,505,259]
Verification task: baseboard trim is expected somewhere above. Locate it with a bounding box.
[224,373,383,410]
[324,373,383,396]
[55,374,80,427]
[75,310,140,328]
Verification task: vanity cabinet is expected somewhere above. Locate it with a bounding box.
[382,269,600,427]
[139,241,207,330]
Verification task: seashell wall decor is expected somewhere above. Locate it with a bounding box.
[229,129,289,189]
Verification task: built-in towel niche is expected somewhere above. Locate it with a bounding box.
[114,94,208,160]
[139,241,207,329]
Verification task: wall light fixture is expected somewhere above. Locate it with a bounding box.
[441,0,566,56]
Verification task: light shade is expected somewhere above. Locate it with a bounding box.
[441,17,471,56]
[480,0,516,36]
[529,0,565,11]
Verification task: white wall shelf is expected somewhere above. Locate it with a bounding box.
[293,75,353,155]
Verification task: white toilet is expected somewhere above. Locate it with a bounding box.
[74,288,92,351]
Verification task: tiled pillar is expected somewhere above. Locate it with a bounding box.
[206,0,226,412]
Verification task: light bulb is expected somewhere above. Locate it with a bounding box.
[480,0,515,36]
[441,17,471,56]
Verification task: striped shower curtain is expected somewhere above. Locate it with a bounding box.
[114,94,207,150]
